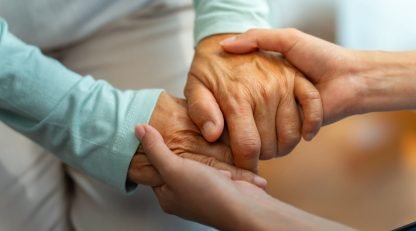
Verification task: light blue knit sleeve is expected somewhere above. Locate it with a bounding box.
[0,19,162,193]
[193,0,271,44]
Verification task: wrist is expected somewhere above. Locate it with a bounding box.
[224,196,278,231]
[240,199,353,230]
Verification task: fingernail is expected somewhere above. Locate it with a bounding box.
[220,36,237,46]
[136,125,146,140]
[254,175,268,188]
[202,121,215,138]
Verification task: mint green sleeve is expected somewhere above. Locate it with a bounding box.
[193,0,271,44]
[0,19,162,193]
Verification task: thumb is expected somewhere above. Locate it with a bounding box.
[135,124,180,179]
[184,76,224,142]
[221,28,302,56]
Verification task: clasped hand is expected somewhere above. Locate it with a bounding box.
[128,33,324,188]
[129,29,366,230]
[128,92,267,188]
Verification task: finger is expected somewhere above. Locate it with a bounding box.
[135,124,181,180]
[294,77,323,141]
[221,28,302,56]
[184,76,224,142]
[170,134,233,164]
[255,104,278,160]
[276,95,302,156]
[225,101,261,172]
[179,153,267,189]
[128,154,164,187]
[194,140,234,164]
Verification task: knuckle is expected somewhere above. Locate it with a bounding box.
[278,132,301,156]
[166,133,198,154]
[258,83,276,103]
[202,157,217,167]
[234,138,261,160]
[222,98,249,115]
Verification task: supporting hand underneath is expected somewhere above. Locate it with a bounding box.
[135,124,354,231]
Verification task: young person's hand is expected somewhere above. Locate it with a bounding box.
[222,29,416,125]
[135,124,354,231]
[222,29,362,124]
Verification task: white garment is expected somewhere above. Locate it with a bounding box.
[0,123,70,231]
[0,0,191,49]
[59,7,213,231]
[0,1,212,230]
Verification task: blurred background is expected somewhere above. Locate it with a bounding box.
[1,0,416,230]
[261,0,416,230]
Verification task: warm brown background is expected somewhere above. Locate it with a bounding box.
[263,2,416,230]
[260,111,416,230]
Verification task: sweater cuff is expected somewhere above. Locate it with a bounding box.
[111,89,163,193]
[193,0,271,45]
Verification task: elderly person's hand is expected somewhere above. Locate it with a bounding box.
[127,92,267,188]
[185,34,323,172]
[221,29,358,124]
[221,29,416,124]
[135,124,353,231]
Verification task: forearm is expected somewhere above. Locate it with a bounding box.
[0,19,162,192]
[237,199,354,231]
[352,51,416,114]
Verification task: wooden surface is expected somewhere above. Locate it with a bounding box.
[259,111,416,231]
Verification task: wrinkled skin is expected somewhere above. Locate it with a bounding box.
[185,34,323,172]
[128,92,267,188]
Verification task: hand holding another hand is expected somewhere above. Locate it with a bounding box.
[134,124,279,230]
[128,92,267,188]
[186,34,323,172]
[221,29,365,124]
[135,124,354,231]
